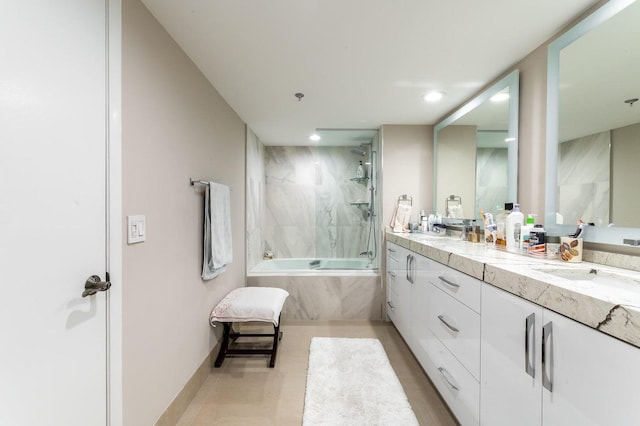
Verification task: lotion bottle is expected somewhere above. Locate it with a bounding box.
[506,203,524,250]
[356,161,365,178]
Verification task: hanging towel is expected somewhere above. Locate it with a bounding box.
[202,182,233,280]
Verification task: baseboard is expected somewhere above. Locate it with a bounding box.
[154,345,218,426]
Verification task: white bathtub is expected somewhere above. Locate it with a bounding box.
[249,258,376,274]
[247,258,382,320]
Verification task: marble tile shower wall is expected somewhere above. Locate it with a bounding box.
[265,146,370,259]
[246,128,265,270]
[558,130,610,226]
[475,147,508,217]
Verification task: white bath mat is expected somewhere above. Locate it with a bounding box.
[303,337,419,426]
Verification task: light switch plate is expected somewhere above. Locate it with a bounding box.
[127,215,146,244]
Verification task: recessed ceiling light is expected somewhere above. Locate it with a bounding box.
[505,137,517,143]
[423,91,445,103]
[491,93,510,102]
[309,134,321,142]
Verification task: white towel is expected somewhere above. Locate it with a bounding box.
[202,182,232,280]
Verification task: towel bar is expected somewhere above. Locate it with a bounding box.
[190,178,232,190]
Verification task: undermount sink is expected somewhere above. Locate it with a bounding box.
[533,267,640,289]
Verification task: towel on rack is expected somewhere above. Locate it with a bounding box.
[202,182,233,280]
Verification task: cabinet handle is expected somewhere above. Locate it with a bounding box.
[406,255,410,282]
[525,313,535,378]
[388,248,396,254]
[388,271,396,278]
[438,276,460,289]
[437,315,460,333]
[438,367,460,391]
[387,301,395,310]
[542,321,553,392]
[410,255,415,284]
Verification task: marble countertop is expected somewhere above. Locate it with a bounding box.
[386,231,640,348]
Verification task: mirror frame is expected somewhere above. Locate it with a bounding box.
[433,69,520,214]
[545,0,640,245]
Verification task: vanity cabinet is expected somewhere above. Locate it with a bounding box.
[481,283,640,426]
[386,243,413,342]
[481,283,543,426]
[425,260,481,426]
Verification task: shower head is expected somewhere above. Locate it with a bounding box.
[350,147,367,157]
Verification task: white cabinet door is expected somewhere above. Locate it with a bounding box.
[481,284,543,426]
[0,1,110,424]
[411,254,431,369]
[396,246,413,342]
[386,253,399,324]
[542,309,640,426]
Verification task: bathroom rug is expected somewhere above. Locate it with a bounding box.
[302,337,418,426]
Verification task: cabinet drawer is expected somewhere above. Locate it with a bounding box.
[427,262,481,313]
[386,288,399,323]
[386,243,400,261]
[386,257,399,295]
[429,285,480,380]
[426,329,479,426]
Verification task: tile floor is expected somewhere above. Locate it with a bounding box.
[177,321,458,426]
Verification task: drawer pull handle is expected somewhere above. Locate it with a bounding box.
[388,248,396,254]
[438,276,460,289]
[388,271,396,278]
[387,301,395,310]
[525,313,535,378]
[438,367,460,391]
[542,321,553,392]
[437,315,460,333]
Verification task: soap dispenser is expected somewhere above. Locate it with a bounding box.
[356,161,365,178]
[506,203,524,250]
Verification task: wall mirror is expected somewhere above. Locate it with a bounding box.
[434,70,519,220]
[546,0,640,245]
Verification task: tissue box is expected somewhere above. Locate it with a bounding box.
[560,237,582,262]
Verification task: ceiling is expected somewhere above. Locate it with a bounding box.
[140,0,600,146]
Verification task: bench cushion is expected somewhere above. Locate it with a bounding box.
[210,287,289,326]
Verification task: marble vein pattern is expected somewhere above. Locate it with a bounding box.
[265,146,372,259]
[247,274,382,321]
[558,130,610,226]
[245,128,266,270]
[475,147,508,219]
[387,231,640,348]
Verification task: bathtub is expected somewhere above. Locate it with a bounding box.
[247,258,382,321]
[250,258,375,274]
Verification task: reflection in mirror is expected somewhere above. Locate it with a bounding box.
[546,0,640,245]
[434,70,519,221]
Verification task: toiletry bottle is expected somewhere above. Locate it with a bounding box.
[505,203,524,250]
[356,161,365,178]
[495,203,513,246]
[520,214,535,250]
[529,224,546,255]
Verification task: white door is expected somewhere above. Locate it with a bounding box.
[0,1,109,425]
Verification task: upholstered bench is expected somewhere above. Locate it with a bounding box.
[209,287,289,368]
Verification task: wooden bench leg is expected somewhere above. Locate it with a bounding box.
[214,323,232,368]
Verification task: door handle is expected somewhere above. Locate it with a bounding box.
[82,275,111,298]
[525,313,535,378]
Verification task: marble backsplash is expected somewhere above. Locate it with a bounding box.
[264,146,373,259]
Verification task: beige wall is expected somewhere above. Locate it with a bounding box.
[381,125,433,228]
[122,1,246,424]
[436,125,477,216]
